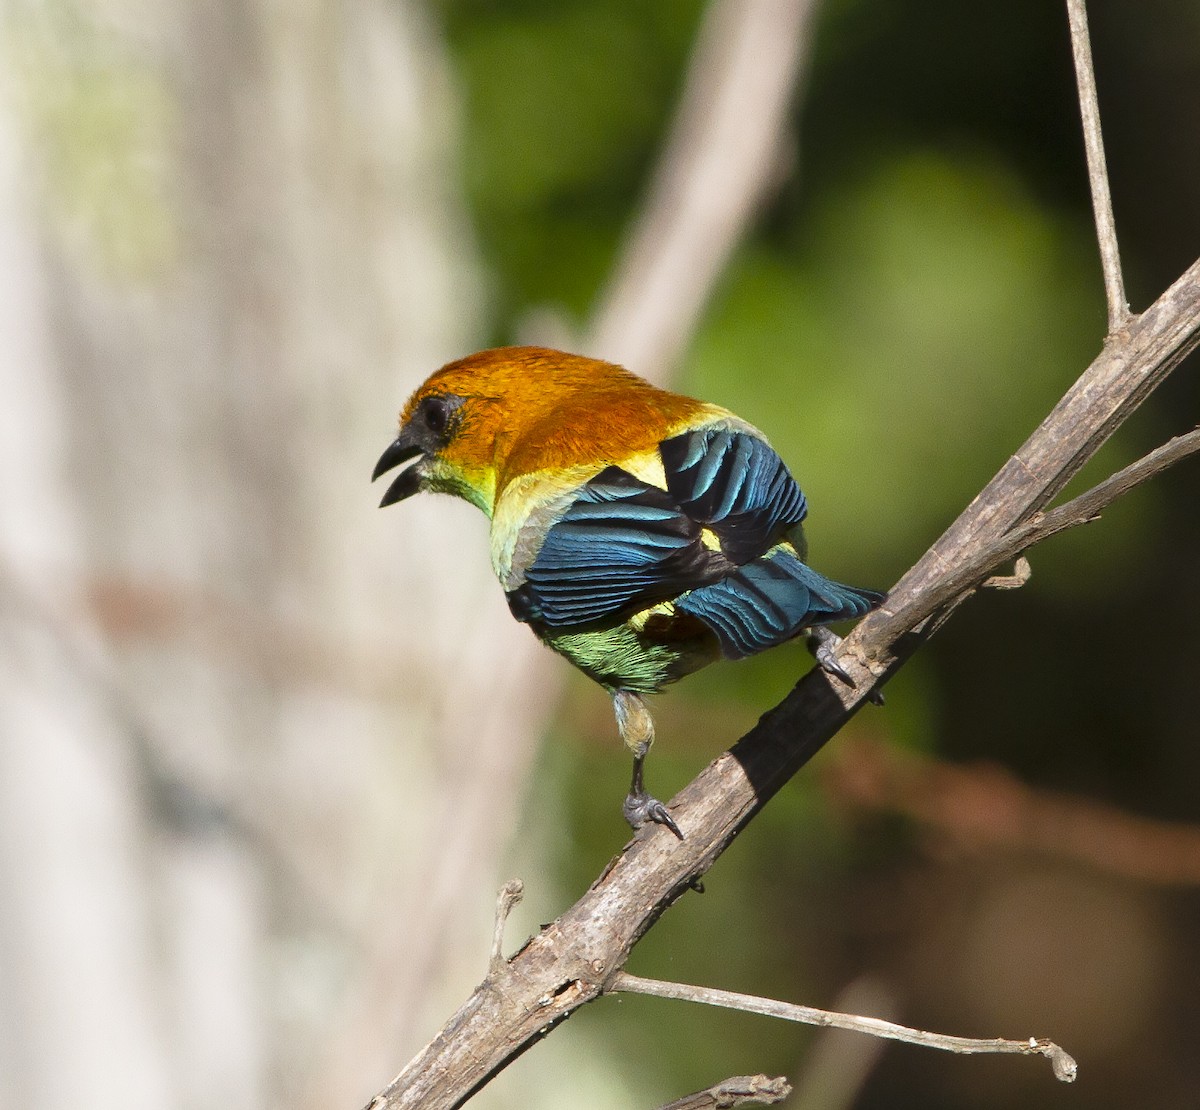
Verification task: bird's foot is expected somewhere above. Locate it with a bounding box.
[623,788,683,840]
[808,626,884,706]
[617,696,683,838]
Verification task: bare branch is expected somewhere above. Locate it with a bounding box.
[609,973,1077,1083]
[1066,0,1130,332]
[1040,425,1200,525]
[655,1074,791,1110]
[362,255,1200,1110]
[876,425,1200,641]
[866,259,1200,657]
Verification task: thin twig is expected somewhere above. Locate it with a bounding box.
[609,973,1077,1083]
[1066,0,1130,332]
[873,425,1200,643]
[654,1074,791,1110]
[1039,426,1200,525]
[488,880,524,975]
[859,253,1200,684]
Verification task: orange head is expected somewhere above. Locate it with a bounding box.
[372,346,706,515]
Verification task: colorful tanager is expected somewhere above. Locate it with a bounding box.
[374,347,883,836]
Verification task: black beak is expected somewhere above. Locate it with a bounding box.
[372,427,425,507]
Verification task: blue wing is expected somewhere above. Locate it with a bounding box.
[506,425,878,644]
[506,466,730,628]
[675,547,884,659]
[660,426,807,564]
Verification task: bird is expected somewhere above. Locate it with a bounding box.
[373,346,884,838]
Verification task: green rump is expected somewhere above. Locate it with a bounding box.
[543,613,721,695]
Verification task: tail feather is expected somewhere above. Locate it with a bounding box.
[676,548,883,660]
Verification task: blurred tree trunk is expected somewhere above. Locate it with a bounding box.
[0,75,178,1110]
[0,2,551,1108]
[0,0,821,1105]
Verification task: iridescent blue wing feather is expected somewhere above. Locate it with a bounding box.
[662,428,882,657]
[507,467,730,628]
[506,426,882,649]
[676,548,883,659]
[659,426,807,564]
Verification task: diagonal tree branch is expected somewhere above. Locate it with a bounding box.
[866,255,1200,655]
[363,256,1200,1109]
[873,424,1200,643]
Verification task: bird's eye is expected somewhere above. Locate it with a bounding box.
[422,395,458,439]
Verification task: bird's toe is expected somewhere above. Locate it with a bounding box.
[808,626,885,705]
[810,626,853,683]
[623,790,684,840]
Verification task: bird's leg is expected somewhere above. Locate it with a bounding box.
[626,753,683,839]
[613,690,683,839]
[808,625,884,706]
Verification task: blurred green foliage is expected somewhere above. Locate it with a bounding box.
[439,1,1200,1106]
[443,0,704,318]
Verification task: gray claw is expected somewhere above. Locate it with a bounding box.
[809,626,853,684]
[624,791,684,839]
[809,626,884,706]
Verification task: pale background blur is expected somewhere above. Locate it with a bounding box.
[1,2,1198,1109]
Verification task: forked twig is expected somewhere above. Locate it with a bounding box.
[874,426,1200,640]
[488,880,524,975]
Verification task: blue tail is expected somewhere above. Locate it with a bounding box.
[676,548,883,660]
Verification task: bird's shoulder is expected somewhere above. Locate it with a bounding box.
[491,410,804,575]
[490,465,598,588]
[498,391,726,483]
